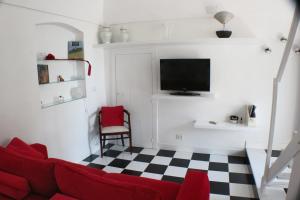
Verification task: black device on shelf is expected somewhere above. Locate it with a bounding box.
[160,59,210,95]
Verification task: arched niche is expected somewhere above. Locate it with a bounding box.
[35,22,86,108]
[36,22,84,59]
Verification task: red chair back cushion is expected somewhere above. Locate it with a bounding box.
[6,137,46,159]
[0,170,30,200]
[0,147,58,197]
[100,106,124,127]
[55,162,160,200]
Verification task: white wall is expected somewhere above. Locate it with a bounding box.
[0,1,106,162]
[103,0,300,151]
[3,0,103,24]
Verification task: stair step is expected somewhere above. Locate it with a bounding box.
[269,177,289,188]
[277,171,291,180]
[246,148,287,200]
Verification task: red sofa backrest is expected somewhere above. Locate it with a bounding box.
[0,147,58,197]
[55,161,161,200]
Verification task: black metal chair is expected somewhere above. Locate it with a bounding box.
[98,109,132,157]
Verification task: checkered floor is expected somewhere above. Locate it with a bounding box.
[81,144,259,200]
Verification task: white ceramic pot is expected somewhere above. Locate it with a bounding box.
[120,28,129,42]
[100,27,112,44]
[71,87,83,99]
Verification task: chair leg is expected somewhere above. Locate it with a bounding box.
[99,135,103,157]
[129,132,133,155]
[102,135,106,151]
[121,134,125,146]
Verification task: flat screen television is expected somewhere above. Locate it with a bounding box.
[160,59,210,95]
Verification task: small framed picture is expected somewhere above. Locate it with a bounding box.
[68,41,84,59]
[37,64,49,84]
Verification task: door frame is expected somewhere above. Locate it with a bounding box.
[108,47,158,148]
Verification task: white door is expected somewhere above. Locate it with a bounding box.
[115,52,153,148]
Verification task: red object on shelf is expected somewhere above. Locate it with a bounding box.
[44,53,92,76]
[45,54,56,60]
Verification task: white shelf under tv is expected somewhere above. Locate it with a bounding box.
[152,93,215,100]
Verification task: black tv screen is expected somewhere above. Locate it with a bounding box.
[160,59,210,92]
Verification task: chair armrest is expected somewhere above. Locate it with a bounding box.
[176,170,210,200]
[30,143,48,159]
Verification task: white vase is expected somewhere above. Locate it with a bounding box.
[71,87,83,99]
[120,28,129,42]
[100,27,112,44]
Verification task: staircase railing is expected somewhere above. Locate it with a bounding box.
[261,6,300,200]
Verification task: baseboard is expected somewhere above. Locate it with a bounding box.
[158,143,246,156]
[93,141,246,156]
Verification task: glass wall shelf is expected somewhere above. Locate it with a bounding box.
[39,78,85,86]
[41,96,86,109]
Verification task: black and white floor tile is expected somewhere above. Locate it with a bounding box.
[82,144,259,200]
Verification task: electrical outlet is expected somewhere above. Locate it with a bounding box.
[176,134,183,140]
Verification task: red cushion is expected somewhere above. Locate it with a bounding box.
[30,144,48,159]
[6,137,45,159]
[0,147,58,197]
[55,162,161,200]
[104,173,180,200]
[176,170,210,200]
[49,158,107,177]
[101,106,124,127]
[50,193,79,200]
[0,194,13,200]
[23,194,48,200]
[0,170,30,200]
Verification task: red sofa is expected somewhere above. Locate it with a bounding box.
[0,138,209,200]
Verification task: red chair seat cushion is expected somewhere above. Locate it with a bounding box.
[0,147,58,197]
[101,106,124,127]
[55,162,161,200]
[6,137,46,159]
[103,173,180,200]
[0,170,30,200]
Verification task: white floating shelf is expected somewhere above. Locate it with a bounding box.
[152,93,215,100]
[94,38,259,49]
[193,120,253,131]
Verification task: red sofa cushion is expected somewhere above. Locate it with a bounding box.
[6,137,45,159]
[49,158,107,177]
[176,170,210,200]
[101,106,124,127]
[50,193,79,200]
[0,147,58,197]
[23,194,48,200]
[0,194,13,200]
[0,170,30,200]
[103,173,180,200]
[30,143,48,159]
[55,162,161,200]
